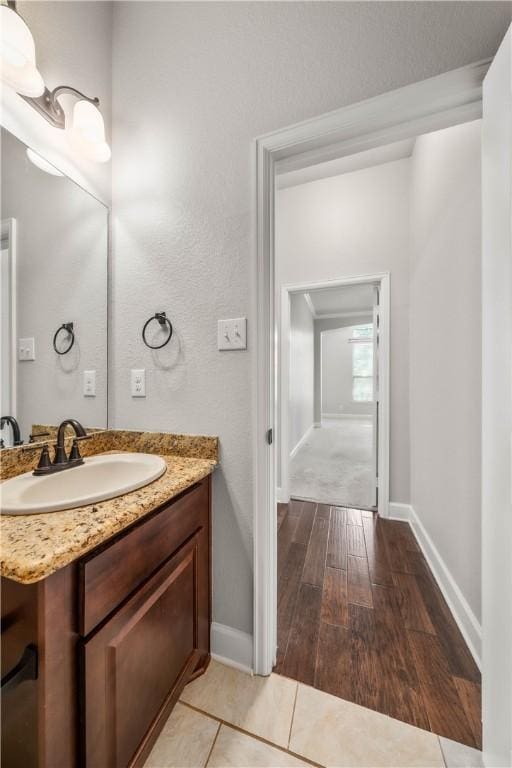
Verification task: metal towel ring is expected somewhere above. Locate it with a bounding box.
[53,322,75,355]
[142,312,173,350]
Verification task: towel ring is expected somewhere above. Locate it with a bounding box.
[53,322,75,355]
[142,312,173,350]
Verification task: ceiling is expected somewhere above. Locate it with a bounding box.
[276,138,415,190]
[306,284,375,317]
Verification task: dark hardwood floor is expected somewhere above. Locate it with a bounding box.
[275,500,482,749]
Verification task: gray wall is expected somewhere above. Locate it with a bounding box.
[277,159,411,504]
[321,325,373,418]
[289,294,314,451]
[410,120,482,622]
[111,1,511,637]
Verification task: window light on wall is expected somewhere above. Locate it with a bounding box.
[350,324,373,402]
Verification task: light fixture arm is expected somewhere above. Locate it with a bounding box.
[22,85,100,130]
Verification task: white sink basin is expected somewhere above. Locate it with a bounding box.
[0,453,167,515]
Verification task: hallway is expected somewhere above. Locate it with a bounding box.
[275,500,481,749]
[289,417,374,508]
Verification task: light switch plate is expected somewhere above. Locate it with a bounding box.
[18,337,35,361]
[217,317,247,350]
[83,370,96,397]
[131,369,146,397]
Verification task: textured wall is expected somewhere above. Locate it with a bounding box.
[111,2,511,637]
[410,120,482,621]
[289,294,315,451]
[277,159,411,504]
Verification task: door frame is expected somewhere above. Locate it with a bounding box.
[278,274,390,517]
[0,218,18,427]
[252,58,491,678]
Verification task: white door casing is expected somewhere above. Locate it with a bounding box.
[481,25,512,768]
[278,276,389,513]
[0,218,17,445]
[371,285,380,508]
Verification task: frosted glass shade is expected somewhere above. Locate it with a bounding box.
[68,99,111,163]
[0,6,44,97]
[26,148,64,176]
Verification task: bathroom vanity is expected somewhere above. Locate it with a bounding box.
[1,430,217,768]
[0,127,217,767]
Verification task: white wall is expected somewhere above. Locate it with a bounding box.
[1,1,112,204]
[277,159,411,504]
[111,1,511,640]
[410,120,482,622]
[289,294,314,451]
[321,325,373,418]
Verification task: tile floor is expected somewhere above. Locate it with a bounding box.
[144,660,483,767]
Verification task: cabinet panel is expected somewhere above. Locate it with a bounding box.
[80,479,209,635]
[1,579,38,768]
[82,538,199,768]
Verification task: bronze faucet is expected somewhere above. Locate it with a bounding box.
[33,419,90,476]
[0,416,23,446]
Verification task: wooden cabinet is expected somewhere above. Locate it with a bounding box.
[83,537,200,768]
[1,476,212,768]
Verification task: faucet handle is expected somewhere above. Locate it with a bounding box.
[69,439,81,463]
[69,435,91,464]
[33,444,52,475]
[29,431,50,443]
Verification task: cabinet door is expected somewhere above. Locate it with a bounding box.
[82,537,200,768]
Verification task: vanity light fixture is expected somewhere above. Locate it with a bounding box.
[24,85,111,163]
[26,147,64,176]
[1,1,111,163]
[68,98,111,163]
[0,1,44,96]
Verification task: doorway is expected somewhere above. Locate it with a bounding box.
[252,45,512,766]
[279,278,389,513]
[273,119,482,748]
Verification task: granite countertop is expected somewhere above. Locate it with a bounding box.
[0,453,215,584]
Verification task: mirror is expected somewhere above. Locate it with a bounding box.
[0,128,108,448]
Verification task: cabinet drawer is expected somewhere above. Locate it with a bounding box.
[82,537,200,768]
[79,478,209,635]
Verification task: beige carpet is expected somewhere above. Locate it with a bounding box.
[289,417,374,508]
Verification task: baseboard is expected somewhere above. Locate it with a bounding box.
[211,622,253,674]
[387,503,482,668]
[290,424,314,459]
[276,487,290,504]
[388,502,413,521]
[321,412,372,420]
[408,506,482,668]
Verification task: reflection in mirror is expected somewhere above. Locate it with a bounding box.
[0,129,108,448]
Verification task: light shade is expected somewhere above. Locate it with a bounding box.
[0,5,44,97]
[26,147,64,176]
[68,99,111,163]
